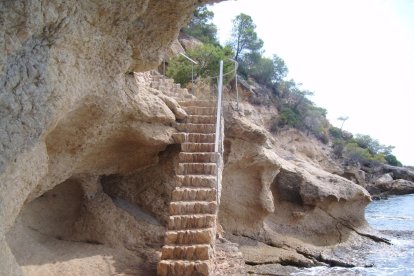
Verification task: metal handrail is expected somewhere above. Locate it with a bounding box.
[180,53,198,92]
[214,61,224,205]
[214,60,223,153]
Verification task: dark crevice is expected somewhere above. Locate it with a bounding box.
[292,249,355,268]
[245,259,310,268]
[342,223,391,244]
[316,207,391,245]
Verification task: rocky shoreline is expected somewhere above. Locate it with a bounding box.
[363,166,414,199]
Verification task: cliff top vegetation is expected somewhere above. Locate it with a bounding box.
[167,5,403,168]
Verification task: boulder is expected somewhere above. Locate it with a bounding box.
[340,167,367,185]
[178,32,204,51]
[375,173,394,184]
[367,179,414,197]
[382,165,414,182]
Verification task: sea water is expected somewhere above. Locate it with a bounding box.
[294,194,414,275]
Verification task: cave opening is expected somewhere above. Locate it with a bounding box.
[5,175,162,275]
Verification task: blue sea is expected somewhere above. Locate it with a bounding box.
[294,194,414,275]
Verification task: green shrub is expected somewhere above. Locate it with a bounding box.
[167,44,234,86]
[182,6,219,45]
[239,54,288,88]
[384,154,403,166]
[329,127,343,139]
[343,142,387,165]
[344,142,373,163]
[332,139,345,157]
[278,107,302,128]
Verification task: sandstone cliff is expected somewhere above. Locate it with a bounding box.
[216,88,390,274]
[0,1,215,275]
[0,1,393,275]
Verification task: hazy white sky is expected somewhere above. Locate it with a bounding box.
[211,0,414,166]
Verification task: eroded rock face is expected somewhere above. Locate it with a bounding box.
[367,179,414,197]
[0,0,214,274]
[219,105,378,270]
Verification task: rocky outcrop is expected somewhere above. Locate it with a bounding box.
[360,165,414,197]
[381,165,414,182]
[337,166,367,185]
[178,32,204,51]
[367,178,414,197]
[216,99,388,273]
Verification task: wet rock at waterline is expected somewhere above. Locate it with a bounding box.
[367,179,414,198]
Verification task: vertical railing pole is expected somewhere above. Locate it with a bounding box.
[191,63,194,93]
[235,72,239,111]
[214,60,224,206]
[215,60,223,153]
[179,52,198,93]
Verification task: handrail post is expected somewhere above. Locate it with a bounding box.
[214,60,224,206]
[215,60,223,153]
[179,52,198,93]
[235,72,239,111]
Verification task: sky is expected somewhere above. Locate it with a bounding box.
[210,0,414,166]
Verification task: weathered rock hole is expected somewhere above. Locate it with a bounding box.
[100,144,180,226]
[7,179,84,243]
[4,179,139,274]
[272,168,304,205]
[4,144,181,274]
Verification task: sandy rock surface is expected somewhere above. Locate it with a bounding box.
[0,0,215,274]
[218,105,387,271]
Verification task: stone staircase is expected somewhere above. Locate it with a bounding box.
[149,71,194,99]
[157,100,220,276]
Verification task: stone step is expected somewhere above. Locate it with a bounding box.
[176,123,216,134]
[164,79,175,85]
[182,106,217,116]
[177,175,216,188]
[171,188,216,202]
[157,260,211,276]
[173,133,216,144]
[161,244,212,261]
[165,228,215,245]
[181,89,190,95]
[181,143,215,153]
[168,214,216,230]
[178,163,217,175]
[177,100,216,107]
[169,201,217,215]
[179,152,217,163]
[184,115,216,124]
[150,76,163,81]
